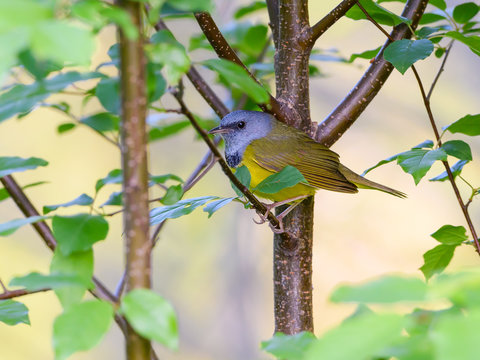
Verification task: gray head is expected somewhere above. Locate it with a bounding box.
[208,110,273,167]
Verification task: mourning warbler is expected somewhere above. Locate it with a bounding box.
[209,110,405,202]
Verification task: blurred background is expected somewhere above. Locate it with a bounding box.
[0,0,479,359]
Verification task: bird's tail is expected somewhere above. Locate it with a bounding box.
[339,164,406,198]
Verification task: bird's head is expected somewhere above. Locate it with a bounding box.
[209,110,273,167]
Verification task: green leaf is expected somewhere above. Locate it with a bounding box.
[52,214,109,255]
[420,244,457,281]
[431,225,468,245]
[148,30,190,85]
[430,159,469,182]
[150,196,217,225]
[148,121,190,141]
[254,166,307,194]
[0,156,48,177]
[18,49,62,80]
[150,174,183,184]
[50,249,94,308]
[440,140,472,161]
[444,32,480,55]
[0,300,30,326]
[431,310,480,360]
[57,123,76,134]
[160,184,183,205]
[412,139,434,149]
[0,216,49,237]
[100,191,123,207]
[261,332,316,360]
[348,47,381,62]
[146,62,167,103]
[30,20,95,66]
[331,276,427,303]
[397,148,447,184]
[346,0,410,26]
[120,289,178,349]
[231,165,251,197]
[0,71,103,122]
[95,77,120,114]
[95,169,123,192]
[9,272,93,291]
[419,13,446,25]
[202,58,269,103]
[53,300,114,360]
[203,197,235,218]
[80,112,119,133]
[384,39,434,74]
[446,114,480,136]
[165,0,213,12]
[43,194,94,215]
[362,154,399,176]
[234,1,267,19]
[453,2,479,24]
[304,313,404,360]
[416,26,443,39]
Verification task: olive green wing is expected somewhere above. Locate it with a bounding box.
[249,127,358,194]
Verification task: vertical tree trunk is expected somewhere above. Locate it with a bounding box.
[118,1,152,359]
[268,0,315,334]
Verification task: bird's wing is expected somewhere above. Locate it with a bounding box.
[249,128,358,194]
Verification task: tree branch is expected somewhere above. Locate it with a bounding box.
[315,0,429,146]
[193,12,293,125]
[299,0,358,47]
[118,1,152,359]
[0,287,50,300]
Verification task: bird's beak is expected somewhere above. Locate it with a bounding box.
[208,126,231,135]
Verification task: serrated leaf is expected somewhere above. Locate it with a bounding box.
[446,114,480,136]
[453,2,479,24]
[348,47,381,62]
[43,194,94,214]
[420,244,457,280]
[397,148,447,184]
[234,1,267,19]
[0,156,48,177]
[95,77,120,114]
[53,300,114,360]
[150,196,218,225]
[254,166,307,194]
[346,0,410,26]
[202,58,269,103]
[304,313,404,360]
[9,272,93,291]
[331,276,427,303]
[384,39,434,74]
[120,289,178,349]
[96,169,123,192]
[52,214,109,255]
[261,332,316,360]
[441,140,472,160]
[429,159,469,182]
[80,112,119,133]
[431,225,468,245]
[160,184,183,205]
[203,197,235,218]
[0,300,30,326]
[50,249,94,308]
[0,216,49,236]
[231,165,251,197]
[148,30,190,85]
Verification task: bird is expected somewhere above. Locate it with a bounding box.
[208,110,405,227]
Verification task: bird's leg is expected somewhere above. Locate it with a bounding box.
[253,195,310,225]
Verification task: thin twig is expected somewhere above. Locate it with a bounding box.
[0,278,8,293]
[301,0,358,47]
[426,41,453,101]
[360,3,480,253]
[0,288,51,300]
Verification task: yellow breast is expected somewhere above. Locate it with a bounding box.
[240,145,315,202]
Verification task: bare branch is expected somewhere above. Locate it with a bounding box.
[300,0,358,47]
[427,41,453,101]
[0,288,50,300]
[315,0,429,146]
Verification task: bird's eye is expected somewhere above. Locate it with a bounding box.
[237,121,246,129]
